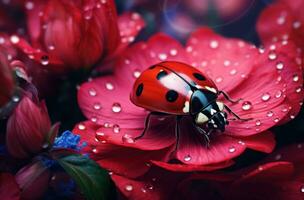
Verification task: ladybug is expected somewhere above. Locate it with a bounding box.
[130,61,248,146]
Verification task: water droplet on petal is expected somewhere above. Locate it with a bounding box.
[89,88,97,96]
[25,1,34,10]
[274,118,280,123]
[300,186,304,193]
[275,90,282,98]
[122,134,135,143]
[112,103,122,113]
[266,111,274,117]
[293,75,299,82]
[296,87,302,93]
[184,155,191,162]
[255,120,261,126]
[261,93,271,101]
[92,148,98,153]
[276,62,284,70]
[268,51,277,60]
[91,117,97,123]
[42,143,49,149]
[158,53,167,61]
[290,115,295,119]
[78,124,86,130]
[230,69,237,75]
[210,40,219,49]
[242,101,252,111]
[170,49,178,56]
[113,124,120,133]
[93,103,101,110]
[293,21,301,29]
[215,77,223,83]
[133,70,141,78]
[125,185,133,192]
[238,141,245,146]
[12,95,20,102]
[258,166,264,171]
[10,35,20,44]
[228,146,236,153]
[105,83,114,90]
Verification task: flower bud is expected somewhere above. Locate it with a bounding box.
[6,96,59,158]
[28,0,120,70]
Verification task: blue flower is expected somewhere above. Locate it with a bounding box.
[53,131,85,151]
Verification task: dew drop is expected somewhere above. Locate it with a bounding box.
[223,60,231,66]
[215,77,223,83]
[93,103,101,110]
[230,69,237,75]
[122,134,135,143]
[92,148,98,153]
[275,154,282,160]
[25,1,34,10]
[12,95,20,102]
[238,141,245,146]
[276,62,284,70]
[255,120,261,126]
[42,143,49,149]
[293,75,299,82]
[113,124,120,133]
[184,155,191,162]
[266,111,274,117]
[210,40,219,49]
[274,118,280,123]
[105,83,114,90]
[293,21,301,29]
[133,70,141,78]
[261,93,271,102]
[112,103,122,113]
[296,87,302,93]
[125,185,133,192]
[141,188,147,193]
[300,186,304,193]
[242,101,252,111]
[277,16,286,25]
[78,124,86,130]
[268,51,277,60]
[170,49,177,56]
[290,115,295,119]
[158,53,167,61]
[40,55,49,66]
[228,146,236,153]
[91,117,97,123]
[10,35,20,44]
[89,88,97,96]
[275,90,282,98]
[146,184,154,190]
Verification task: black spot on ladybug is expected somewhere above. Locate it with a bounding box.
[149,65,156,70]
[166,90,178,102]
[136,83,144,96]
[157,70,168,80]
[193,73,206,81]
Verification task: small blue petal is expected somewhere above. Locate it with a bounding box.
[53,131,85,151]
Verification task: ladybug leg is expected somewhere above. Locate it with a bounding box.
[134,112,154,140]
[195,126,211,148]
[218,91,242,103]
[224,105,253,121]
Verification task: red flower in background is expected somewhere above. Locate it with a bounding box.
[0,51,15,107]
[6,94,59,159]
[0,173,20,200]
[73,28,303,182]
[111,143,304,200]
[257,0,304,63]
[13,0,145,72]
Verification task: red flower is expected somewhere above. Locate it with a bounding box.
[0,173,20,200]
[257,0,304,62]
[0,51,15,107]
[13,0,145,72]
[74,28,303,178]
[6,95,59,159]
[110,143,304,200]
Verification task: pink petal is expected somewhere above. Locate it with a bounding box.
[239,131,275,153]
[187,28,257,92]
[151,160,234,172]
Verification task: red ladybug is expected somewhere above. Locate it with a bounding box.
[130,61,247,145]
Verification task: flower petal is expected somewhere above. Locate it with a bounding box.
[0,173,20,200]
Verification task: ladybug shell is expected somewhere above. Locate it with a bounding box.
[130,61,218,115]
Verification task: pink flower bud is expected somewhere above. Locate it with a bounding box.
[6,96,59,158]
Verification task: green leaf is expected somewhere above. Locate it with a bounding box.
[56,154,111,200]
